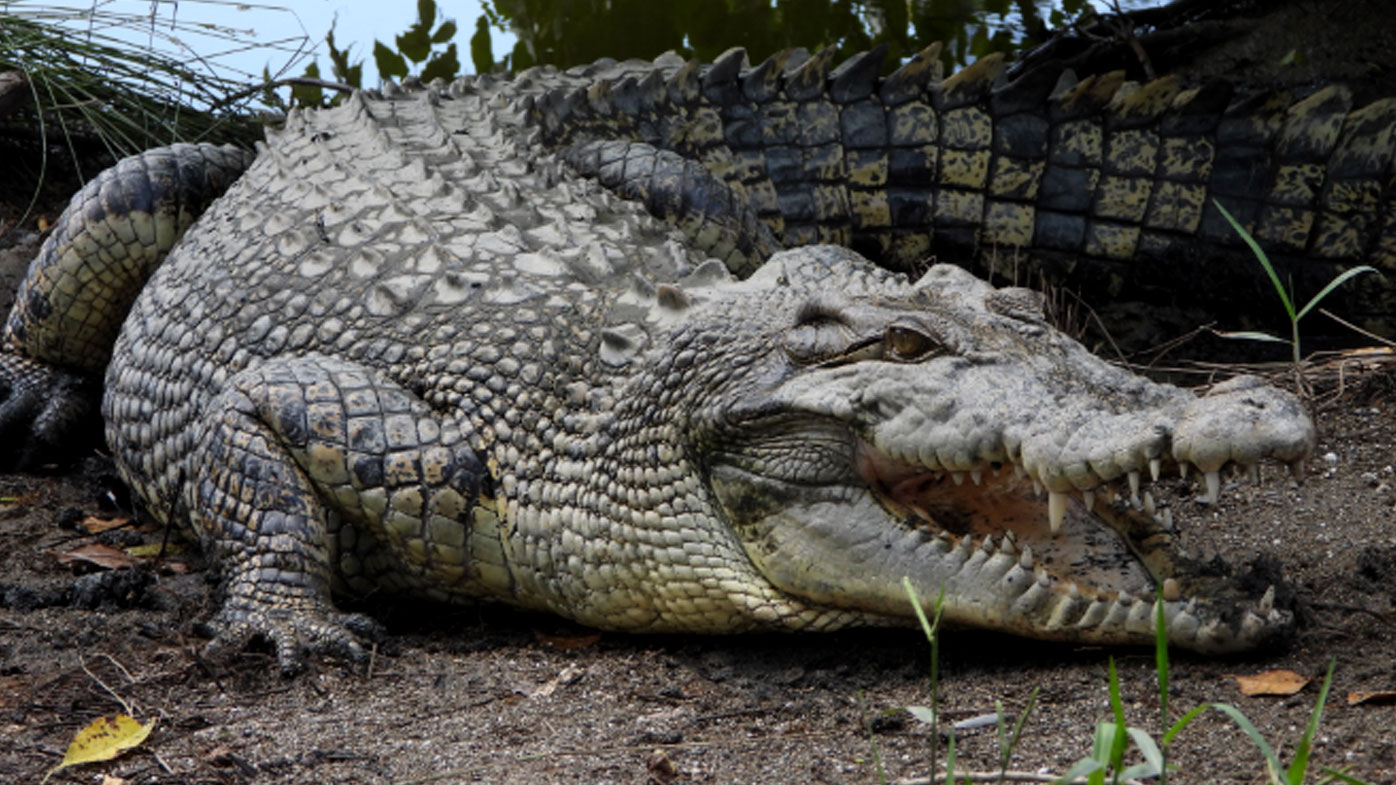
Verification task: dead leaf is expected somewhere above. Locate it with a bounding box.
[1347,690,1396,706]
[530,664,584,698]
[1229,669,1309,696]
[533,630,602,650]
[42,714,155,783]
[100,775,130,785]
[50,544,135,570]
[647,748,680,784]
[77,516,133,534]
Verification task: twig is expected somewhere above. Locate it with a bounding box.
[79,654,134,716]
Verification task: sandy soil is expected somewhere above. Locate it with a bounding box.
[2,198,1395,785]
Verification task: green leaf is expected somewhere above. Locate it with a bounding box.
[292,60,324,106]
[1295,265,1383,321]
[417,0,436,29]
[470,15,494,73]
[432,19,457,44]
[397,25,432,63]
[420,43,460,83]
[373,40,408,80]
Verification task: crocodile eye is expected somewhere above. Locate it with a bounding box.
[884,324,936,361]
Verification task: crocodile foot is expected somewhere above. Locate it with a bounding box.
[195,599,386,676]
[0,353,99,471]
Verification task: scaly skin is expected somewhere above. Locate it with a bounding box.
[0,54,1318,672]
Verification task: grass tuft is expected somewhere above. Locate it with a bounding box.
[1211,199,1383,365]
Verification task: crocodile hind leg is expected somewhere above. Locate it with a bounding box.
[182,353,494,673]
[0,143,252,469]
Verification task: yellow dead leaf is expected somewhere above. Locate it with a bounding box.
[1347,690,1396,706]
[43,714,155,783]
[125,542,184,558]
[1230,669,1309,696]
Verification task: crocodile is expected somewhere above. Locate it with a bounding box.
[0,50,1320,671]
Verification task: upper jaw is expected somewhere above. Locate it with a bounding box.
[747,357,1314,651]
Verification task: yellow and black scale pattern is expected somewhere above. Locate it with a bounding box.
[537,44,1396,336]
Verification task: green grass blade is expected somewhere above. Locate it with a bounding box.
[1162,704,1210,745]
[1154,596,1170,785]
[1294,266,1383,322]
[1286,658,1337,783]
[1209,702,1284,781]
[1106,658,1129,775]
[1055,756,1106,784]
[1213,199,1294,319]
[1320,766,1378,785]
[1123,727,1164,779]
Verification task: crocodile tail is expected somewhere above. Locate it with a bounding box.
[532,47,1396,335]
[3,142,254,374]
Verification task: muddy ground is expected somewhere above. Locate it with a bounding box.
[2,186,1395,785]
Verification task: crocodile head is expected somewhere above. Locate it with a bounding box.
[668,246,1313,653]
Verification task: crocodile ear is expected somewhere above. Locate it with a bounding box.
[985,287,1046,323]
[911,263,995,306]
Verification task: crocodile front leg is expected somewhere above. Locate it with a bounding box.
[185,353,495,673]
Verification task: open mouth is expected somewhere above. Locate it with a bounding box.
[850,438,1287,648]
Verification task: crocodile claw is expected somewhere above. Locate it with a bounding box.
[196,604,386,676]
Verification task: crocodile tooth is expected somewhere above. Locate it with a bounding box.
[1162,578,1181,601]
[1160,508,1174,529]
[1000,535,1017,556]
[990,465,1001,479]
[970,469,983,485]
[1066,581,1080,599]
[1083,489,1095,511]
[1247,463,1260,484]
[1143,491,1156,516]
[1032,477,1043,497]
[1018,545,1033,569]
[951,471,965,486]
[1202,470,1220,504]
[1179,461,1190,479]
[1013,463,1026,479]
[1259,584,1275,614]
[1149,457,1161,482]
[1128,471,1140,506]
[1118,590,1135,606]
[1048,491,1067,533]
[980,534,995,553]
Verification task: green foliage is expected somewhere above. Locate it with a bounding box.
[0,4,265,159]
[290,0,462,107]
[1212,199,1383,364]
[902,578,946,778]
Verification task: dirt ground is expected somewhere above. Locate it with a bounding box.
[2,184,1395,785]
